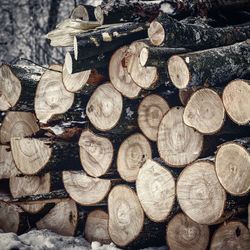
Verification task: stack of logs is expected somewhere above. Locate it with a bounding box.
[1,0,250,249]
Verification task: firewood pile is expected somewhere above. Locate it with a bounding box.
[0,0,250,249]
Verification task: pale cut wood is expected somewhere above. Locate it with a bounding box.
[117,133,152,182]
[108,185,144,247]
[148,20,165,46]
[63,171,111,205]
[86,83,123,131]
[183,88,225,134]
[127,41,158,89]
[0,64,21,111]
[0,112,39,144]
[70,5,89,20]
[11,137,51,175]
[177,160,226,225]
[0,145,21,179]
[166,213,209,250]
[210,221,250,250]
[222,79,250,125]
[9,174,51,214]
[35,65,74,124]
[157,107,203,167]
[79,129,113,177]
[85,210,111,244]
[138,94,170,141]
[109,46,142,98]
[215,142,250,196]
[36,199,78,236]
[136,159,175,222]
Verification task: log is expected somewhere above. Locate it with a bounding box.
[183,88,225,134]
[36,199,78,236]
[179,87,200,106]
[127,40,159,89]
[166,213,210,250]
[0,145,21,179]
[138,94,170,141]
[0,201,29,234]
[11,137,81,175]
[139,47,189,67]
[148,14,250,48]
[74,22,148,60]
[136,159,175,222]
[109,45,142,99]
[79,129,113,178]
[222,79,250,125]
[215,138,250,196]
[167,41,250,89]
[176,160,226,225]
[117,133,152,182]
[210,221,250,250]
[157,106,203,167]
[9,173,51,214]
[84,209,111,244]
[62,171,111,206]
[70,5,96,21]
[108,185,144,247]
[0,112,39,144]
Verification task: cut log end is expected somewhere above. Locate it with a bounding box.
[166,213,210,250]
[148,21,165,46]
[36,199,78,236]
[70,5,89,21]
[215,142,250,196]
[138,94,170,141]
[94,6,104,25]
[86,83,123,131]
[0,64,21,111]
[63,171,111,205]
[117,133,152,182]
[108,185,144,247]
[183,88,225,134]
[177,160,226,225]
[139,47,149,67]
[85,210,111,244]
[210,221,250,250]
[157,107,203,167]
[168,55,190,89]
[222,79,250,125]
[136,159,175,222]
[79,129,113,178]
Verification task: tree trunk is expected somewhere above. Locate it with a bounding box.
[167,41,250,89]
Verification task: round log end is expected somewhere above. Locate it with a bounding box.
[70,5,89,21]
[94,6,104,25]
[215,142,250,196]
[168,55,190,89]
[139,47,149,67]
[148,20,165,46]
[177,160,226,225]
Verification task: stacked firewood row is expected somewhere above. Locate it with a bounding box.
[1,0,250,249]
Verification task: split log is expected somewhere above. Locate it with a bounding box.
[210,221,250,250]
[117,133,152,182]
[138,94,170,141]
[177,160,226,225]
[0,201,29,234]
[222,79,250,125]
[74,22,148,60]
[36,199,78,236]
[136,159,175,222]
[0,145,21,179]
[215,138,250,196]
[0,112,39,144]
[157,107,203,167]
[9,174,51,214]
[79,129,113,178]
[84,209,111,244]
[183,88,225,134]
[108,185,144,247]
[140,47,189,67]
[148,14,250,48]
[62,171,111,206]
[11,137,81,175]
[167,41,250,89]
[166,213,210,250]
